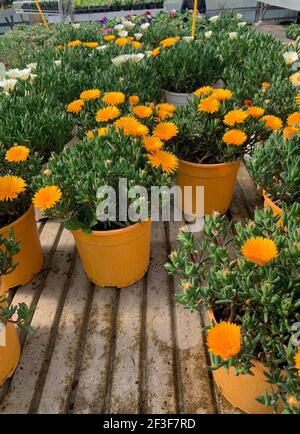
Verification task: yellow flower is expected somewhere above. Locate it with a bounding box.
[160,37,180,48]
[97,127,109,137]
[283,126,299,140]
[207,322,241,360]
[133,105,153,119]
[156,103,176,113]
[247,106,265,118]
[0,175,27,201]
[102,91,125,105]
[86,130,94,139]
[115,116,149,136]
[211,88,233,101]
[80,89,101,100]
[222,129,247,146]
[262,81,270,89]
[224,110,248,126]
[104,35,115,41]
[82,42,99,48]
[56,44,64,49]
[143,136,164,152]
[198,97,220,114]
[156,109,174,120]
[295,94,300,105]
[66,99,84,114]
[33,185,62,211]
[67,40,81,47]
[115,37,128,46]
[153,121,179,141]
[129,95,140,105]
[127,37,134,41]
[241,237,278,266]
[5,145,30,163]
[147,150,179,174]
[96,106,120,122]
[295,347,300,376]
[132,41,142,49]
[261,115,283,131]
[290,72,300,87]
[287,112,300,127]
[193,86,213,97]
[151,47,160,57]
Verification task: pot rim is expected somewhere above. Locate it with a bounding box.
[164,89,191,97]
[0,204,34,232]
[179,158,241,170]
[71,219,151,238]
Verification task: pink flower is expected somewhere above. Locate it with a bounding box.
[102,28,110,34]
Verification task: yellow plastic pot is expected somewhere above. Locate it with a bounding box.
[207,310,278,414]
[72,220,152,288]
[177,159,240,216]
[0,205,43,289]
[263,192,283,227]
[0,279,21,386]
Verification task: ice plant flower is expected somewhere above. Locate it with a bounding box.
[0,175,27,201]
[147,150,179,174]
[160,37,179,48]
[153,122,179,141]
[283,51,298,64]
[207,322,241,359]
[140,23,150,31]
[228,32,238,39]
[211,88,233,101]
[209,15,219,23]
[114,116,149,136]
[287,112,300,127]
[295,94,300,105]
[143,136,164,152]
[132,41,142,49]
[86,130,94,139]
[222,130,247,146]
[224,110,248,126]
[67,40,81,47]
[289,72,300,87]
[97,127,109,137]
[115,37,128,46]
[33,186,62,211]
[198,97,220,114]
[83,42,99,48]
[295,347,300,377]
[5,145,30,162]
[193,86,213,97]
[205,31,213,38]
[156,103,176,113]
[261,115,283,131]
[80,89,101,100]
[96,106,120,122]
[283,126,299,140]
[151,47,160,57]
[133,105,153,119]
[66,99,84,114]
[102,92,125,105]
[241,237,278,266]
[247,106,265,118]
[0,78,17,93]
[104,35,115,41]
[118,30,128,38]
[134,33,143,41]
[129,95,140,105]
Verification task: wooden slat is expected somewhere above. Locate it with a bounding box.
[0,229,75,414]
[72,286,117,414]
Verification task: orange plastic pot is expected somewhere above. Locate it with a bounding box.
[207,310,278,414]
[176,159,240,216]
[0,205,43,289]
[0,279,21,386]
[72,220,152,288]
[263,192,283,227]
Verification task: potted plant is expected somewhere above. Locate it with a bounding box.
[0,145,43,289]
[166,206,300,414]
[167,87,269,216]
[0,230,33,385]
[152,38,223,106]
[33,91,179,288]
[248,130,300,225]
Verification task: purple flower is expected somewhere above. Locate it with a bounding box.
[100,17,108,25]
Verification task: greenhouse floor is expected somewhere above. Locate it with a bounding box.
[0,164,261,414]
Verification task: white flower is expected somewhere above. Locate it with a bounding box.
[182,36,194,42]
[209,15,219,23]
[229,32,238,40]
[134,33,143,41]
[130,53,145,63]
[236,13,243,20]
[27,63,37,71]
[54,60,62,66]
[16,68,31,80]
[118,30,128,38]
[124,20,135,29]
[72,23,80,29]
[6,68,20,79]
[140,23,150,31]
[30,73,38,82]
[114,24,124,31]
[283,51,299,64]
[111,54,131,66]
[238,22,247,27]
[0,78,17,92]
[205,31,213,38]
[95,45,108,51]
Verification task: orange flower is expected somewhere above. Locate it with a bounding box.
[147,150,179,174]
[33,185,62,211]
[287,112,300,127]
[262,81,270,89]
[133,105,153,119]
[80,89,101,100]
[104,35,115,41]
[56,44,64,49]
[289,72,300,87]
[295,94,300,105]
[143,136,164,152]
[66,99,84,114]
[156,109,174,120]
[153,121,179,141]
[115,37,128,46]
[0,175,27,201]
[97,127,109,137]
[261,115,283,131]
[151,47,160,57]
[198,97,220,114]
[96,106,120,122]
[283,126,299,140]
[86,130,94,139]
[102,91,125,105]
[247,106,265,118]
[67,40,81,47]
[127,37,134,42]
[295,347,300,377]
[132,41,142,49]
[241,237,278,266]
[207,322,241,360]
[5,145,30,163]
[156,103,176,113]
[83,42,99,48]
[193,86,213,97]
[224,110,248,126]
[160,37,179,48]
[115,116,149,136]
[222,130,247,146]
[129,95,140,105]
[211,88,233,101]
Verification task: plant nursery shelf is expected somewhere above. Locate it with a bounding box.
[0,164,261,414]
